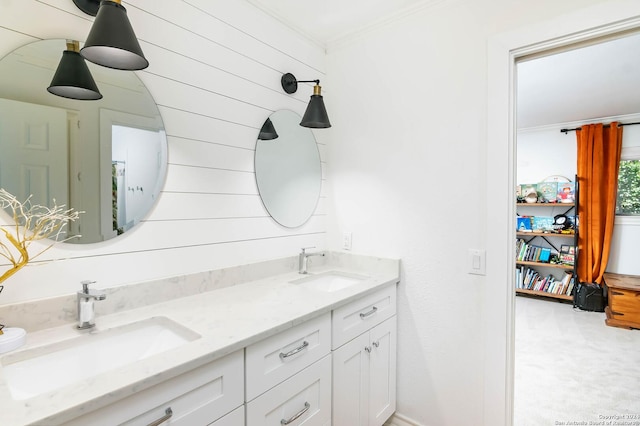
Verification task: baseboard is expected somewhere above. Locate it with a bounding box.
[384,412,423,426]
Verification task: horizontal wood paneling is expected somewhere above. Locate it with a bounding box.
[103,215,327,252]
[143,73,271,128]
[140,42,307,114]
[163,165,257,194]
[181,0,326,74]
[0,0,329,304]
[168,136,255,171]
[148,193,328,221]
[159,106,259,150]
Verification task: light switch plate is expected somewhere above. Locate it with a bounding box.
[468,249,486,275]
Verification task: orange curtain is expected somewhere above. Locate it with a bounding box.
[576,122,622,285]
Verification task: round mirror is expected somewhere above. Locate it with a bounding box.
[0,39,167,243]
[255,110,321,228]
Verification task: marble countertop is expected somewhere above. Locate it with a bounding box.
[0,252,399,426]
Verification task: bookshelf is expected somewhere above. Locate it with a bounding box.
[515,200,578,301]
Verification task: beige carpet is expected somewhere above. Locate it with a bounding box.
[515,295,640,426]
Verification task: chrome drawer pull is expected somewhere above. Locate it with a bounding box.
[147,407,173,426]
[281,402,310,425]
[359,306,378,319]
[280,341,309,360]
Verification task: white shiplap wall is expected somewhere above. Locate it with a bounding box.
[0,0,328,304]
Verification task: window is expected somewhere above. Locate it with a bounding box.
[617,155,640,216]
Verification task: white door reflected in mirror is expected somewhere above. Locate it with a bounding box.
[0,39,167,243]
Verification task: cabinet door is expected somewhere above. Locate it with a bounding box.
[369,317,396,426]
[332,332,370,426]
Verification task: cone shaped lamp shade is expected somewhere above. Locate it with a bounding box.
[258,118,279,140]
[47,41,102,100]
[80,0,149,70]
[300,85,331,128]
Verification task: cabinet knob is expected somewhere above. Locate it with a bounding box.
[365,346,372,353]
[372,340,380,348]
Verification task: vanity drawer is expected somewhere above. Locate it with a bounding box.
[246,312,331,401]
[65,350,244,426]
[246,354,332,426]
[332,284,396,349]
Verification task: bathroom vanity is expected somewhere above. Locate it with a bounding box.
[0,252,399,426]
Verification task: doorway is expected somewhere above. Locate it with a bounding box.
[485,6,640,426]
[513,31,640,424]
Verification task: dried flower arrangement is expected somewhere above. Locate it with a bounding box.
[0,189,82,335]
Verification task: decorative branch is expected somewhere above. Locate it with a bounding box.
[0,189,82,335]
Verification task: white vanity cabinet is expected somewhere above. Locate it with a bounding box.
[64,350,244,426]
[331,285,397,426]
[245,312,332,425]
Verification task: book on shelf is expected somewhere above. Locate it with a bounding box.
[516,239,556,263]
[515,266,574,296]
[538,248,551,262]
[559,253,575,266]
[556,182,575,203]
[532,216,555,232]
[517,216,533,232]
[537,182,558,203]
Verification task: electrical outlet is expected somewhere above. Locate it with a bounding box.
[342,232,352,250]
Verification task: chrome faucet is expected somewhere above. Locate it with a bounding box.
[298,247,325,274]
[77,280,106,329]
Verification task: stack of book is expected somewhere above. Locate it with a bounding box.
[516,238,553,263]
[517,181,576,203]
[515,267,575,296]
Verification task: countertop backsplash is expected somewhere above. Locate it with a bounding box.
[0,251,398,333]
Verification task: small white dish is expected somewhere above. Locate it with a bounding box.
[0,327,26,354]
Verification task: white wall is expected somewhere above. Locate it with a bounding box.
[517,127,577,183]
[0,0,327,304]
[325,0,640,425]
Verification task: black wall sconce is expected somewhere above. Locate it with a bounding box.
[258,118,279,140]
[281,73,331,128]
[47,40,103,100]
[73,0,148,70]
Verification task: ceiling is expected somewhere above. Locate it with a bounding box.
[517,32,640,129]
[245,1,640,130]
[245,0,434,46]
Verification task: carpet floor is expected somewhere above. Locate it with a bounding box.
[514,295,640,426]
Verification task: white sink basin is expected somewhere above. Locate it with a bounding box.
[290,271,368,292]
[0,316,200,400]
